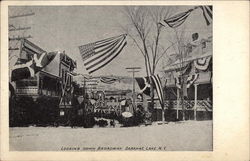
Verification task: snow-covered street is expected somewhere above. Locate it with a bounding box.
[9,121,212,151]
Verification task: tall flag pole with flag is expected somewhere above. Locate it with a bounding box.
[79,34,127,74]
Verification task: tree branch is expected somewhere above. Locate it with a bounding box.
[155,41,177,65]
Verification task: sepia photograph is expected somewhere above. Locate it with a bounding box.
[7,5,213,151]
[1,1,250,161]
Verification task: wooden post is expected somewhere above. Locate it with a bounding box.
[162,89,165,122]
[162,107,165,122]
[194,84,198,120]
[177,88,179,119]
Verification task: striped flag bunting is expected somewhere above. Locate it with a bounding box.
[160,5,212,28]
[194,56,212,71]
[11,51,57,81]
[100,76,120,84]
[200,6,212,26]
[34,51,57,70]
[79,34,127,74]
[135,77,151,96]
[160,8,195,28]
[11,59,35,81]
[150,75,164,107]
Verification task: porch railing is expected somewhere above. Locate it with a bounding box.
[16,87,38,95]
[164,100,212,111]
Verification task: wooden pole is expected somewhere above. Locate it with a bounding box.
[194,84,198,120]
[177,88,179,119]
[162,105,165,122]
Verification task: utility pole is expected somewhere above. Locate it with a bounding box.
[8,10,34,55]
[126,67,141,113]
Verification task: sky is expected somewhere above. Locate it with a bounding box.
[9,5,212,77]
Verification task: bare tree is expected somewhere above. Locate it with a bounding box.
[170,27,190,121]
[122,6,175,121]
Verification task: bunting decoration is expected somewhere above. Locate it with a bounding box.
[160,8,195,28]
[100,76,120,84]
[11,51,57,81]
[79,34,127,74]
[34,52,57,70]
[160,5,212,28]
[150,75,164,107]
[135,77,151,96]
[194,56,212,71]
[200,6,212,26]
[11,58,35,82]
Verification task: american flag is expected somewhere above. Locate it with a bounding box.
[79,34,127,74]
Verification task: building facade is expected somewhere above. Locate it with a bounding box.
[161,35,213,121]
[9,39,77,126]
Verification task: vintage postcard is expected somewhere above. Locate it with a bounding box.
[1,1,249,161]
